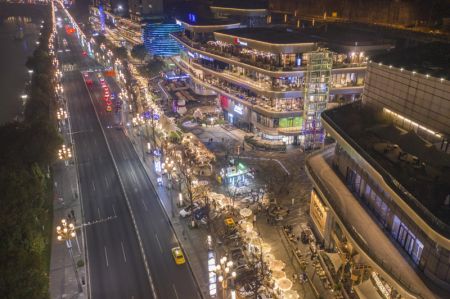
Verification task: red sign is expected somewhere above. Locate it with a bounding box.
[220,95,229,109]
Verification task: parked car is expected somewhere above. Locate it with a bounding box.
[179,203,199,218]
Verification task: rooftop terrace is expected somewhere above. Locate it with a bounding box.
[303,24,393,47]
[322,102,450,229]
[372,42,450,79]
[215,27,318,44]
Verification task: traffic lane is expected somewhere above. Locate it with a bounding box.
[64,71,152,298]
[69,96,152,299]
[95,72,200,298]
[66,28,198,297]
[104,129,201,299]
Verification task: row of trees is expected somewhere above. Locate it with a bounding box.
[0,6,62,299]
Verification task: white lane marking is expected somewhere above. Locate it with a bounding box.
[121,241,127,263]
[104,246,109,267]
[112,204,117,217]
[155,234,163,253]
[91,181,95,191]
[97,207,101,219]
[141,199,148,211]
[172,284,179,299]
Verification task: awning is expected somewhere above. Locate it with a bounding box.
[353,279,384,299]
[326,252,343,272]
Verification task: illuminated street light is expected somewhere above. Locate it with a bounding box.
[56,218,82,292]
[215,256,237,299]
[57,107,68,121]
[58,144,72,165]
[162,158,177,217]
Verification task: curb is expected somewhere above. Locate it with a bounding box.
[127,129,206,299]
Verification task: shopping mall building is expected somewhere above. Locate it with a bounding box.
[170,10,393,145]
[307,43,450,298]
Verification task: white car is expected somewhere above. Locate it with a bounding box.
[179,203,199,218]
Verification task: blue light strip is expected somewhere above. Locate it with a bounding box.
[143,23,183,57]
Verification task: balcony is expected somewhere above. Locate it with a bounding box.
[172,33,367,78]
[172,57,303,118]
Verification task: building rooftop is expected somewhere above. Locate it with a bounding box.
[303,24,393,50]
[372,42,450,79]
[176,15,239,26]
[215,27,318,44]
[211,0,268,10]
[322,102,450,229]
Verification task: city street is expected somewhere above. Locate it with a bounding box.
[56,7,201,298]
[58,27,152,298]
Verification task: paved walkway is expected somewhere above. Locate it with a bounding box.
[308,147,438,299]
[49,118,87,298]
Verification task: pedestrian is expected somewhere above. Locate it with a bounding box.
[253,214,256,224]
[291,198,295,206]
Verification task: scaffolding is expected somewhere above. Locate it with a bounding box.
[302,49,333,150]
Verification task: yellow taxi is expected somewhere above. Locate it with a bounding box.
[224,217,235,228]
[106,105,112,112]
[171,246,186,265]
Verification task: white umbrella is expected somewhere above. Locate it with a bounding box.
[245,230,258,239]
[276,278,293,291]
[249,237,263,248]
[271,270,286,280]
[240,221,254,232]
[269,259,285,271]
[263,253,275,262]
[283,289,299,299]
[239,208,253,218]
[261,242,272,254]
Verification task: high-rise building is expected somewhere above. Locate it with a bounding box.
[306,43,450,298]
[128,0,164,21]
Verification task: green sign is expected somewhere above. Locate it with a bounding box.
[279,117,302,128]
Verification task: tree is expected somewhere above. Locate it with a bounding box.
[258,161,292,202]
[114,46,128,60]
[131,44,147,62]
[146,57,165,76]
[235,248,267,299]
[93,34,106,45]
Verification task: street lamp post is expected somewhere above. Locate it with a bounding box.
[215,256,237,299]
[162,157,176,217]
[58,144,72,166]
[57,107,68,125]
[56,218,83,293]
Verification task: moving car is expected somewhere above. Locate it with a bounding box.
[171,247,185,265]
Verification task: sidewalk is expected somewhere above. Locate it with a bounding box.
[127,126,212,297]
[49,121,87,299]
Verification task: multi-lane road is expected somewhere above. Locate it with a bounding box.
[56,8,201,299]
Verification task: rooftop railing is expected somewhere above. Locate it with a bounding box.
[321,107,450,238]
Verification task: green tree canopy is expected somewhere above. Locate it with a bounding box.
[131,44,147,61]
